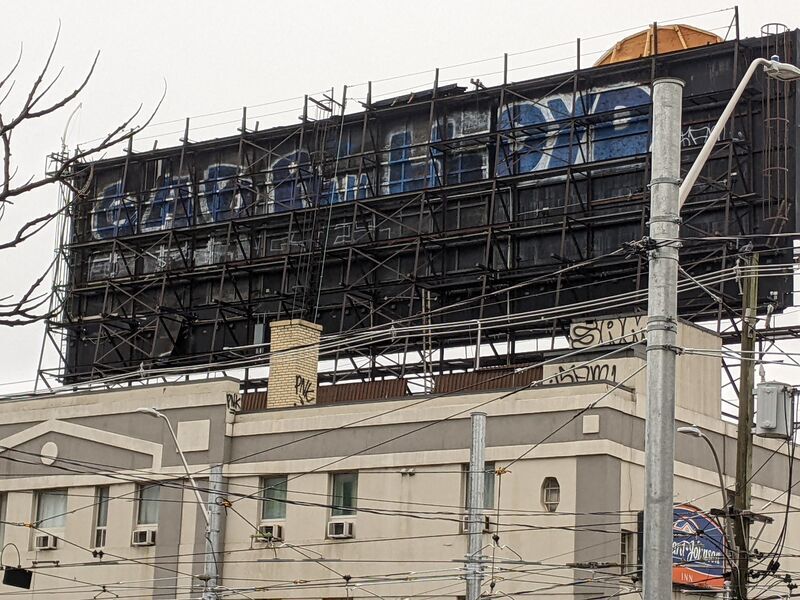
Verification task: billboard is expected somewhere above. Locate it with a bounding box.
[55,31,798,383]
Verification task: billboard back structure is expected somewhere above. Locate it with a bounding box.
[46,26,799,386]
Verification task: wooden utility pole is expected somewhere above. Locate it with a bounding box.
[733,251,759,599]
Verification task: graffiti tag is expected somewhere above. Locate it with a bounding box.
[569,316,646,349]
[551,362,618,384]
[226,392,242,413]
[681,125,712,148]
[294,374,315,405]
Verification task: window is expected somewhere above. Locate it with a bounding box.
[260,476,288,521]
[428,120,455,187]
[271,151,311,212]
[386,130,425,194]
[463,462,496,510]
[331,472,358,516]
[136,484,160,526]
[620,529,635,575]
[541,477,560,513]
[36,490,67,529]
[93,486,109,548]
[447,151,485,185]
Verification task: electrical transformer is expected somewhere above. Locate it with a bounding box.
[755,381,794,439]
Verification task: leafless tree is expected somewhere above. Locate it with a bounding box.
[0,24,163,326]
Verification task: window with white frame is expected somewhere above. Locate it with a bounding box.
[330,472,358,517]
[36,489,67,529]
[463,462,496,510]
[93,486,109,548]
[386,130,426,194]
[136,484,160,526]
[620,529,635,575]
[541,477,560,513]
[260,476,288,521]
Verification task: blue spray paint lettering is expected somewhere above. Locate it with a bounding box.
[588,86,650,161]
[89,83,653,239]
[141,174,192,232]
[92,182,137,240]
[271,151,311,212]
[200,164,256,222]
[497,83,650,175]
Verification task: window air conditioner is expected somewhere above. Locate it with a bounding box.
[256,523,284,542]
[327,520,355,539]
[461,514,491,533]
[33,534,58,551]
[131,528,157,547]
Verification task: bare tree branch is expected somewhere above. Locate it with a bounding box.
[0,254,58,326]
[0,43,23,91]
[0,25,164,326]
[0,81,16,108]
[0,205,67,250]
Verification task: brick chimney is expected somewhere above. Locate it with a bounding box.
[268,319,323,408]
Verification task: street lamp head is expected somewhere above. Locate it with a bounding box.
[677,425,703,438]
[135,407,164,419]
[764,56,800,81]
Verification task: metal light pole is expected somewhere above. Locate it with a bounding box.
[137,407,221,600]
[643,76,684,600]
[466,412,486,600]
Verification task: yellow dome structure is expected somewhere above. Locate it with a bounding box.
[594,24,722,66]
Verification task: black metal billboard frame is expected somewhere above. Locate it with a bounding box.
[34,16,800,392]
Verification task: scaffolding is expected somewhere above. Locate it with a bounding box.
[34,15,798,395]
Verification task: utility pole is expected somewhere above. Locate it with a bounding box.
[643,77,684,600]
[201,465,226,600]
[466,412,486,600]
[734,252,759,599]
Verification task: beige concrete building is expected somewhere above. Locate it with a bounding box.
[0,319,797,599]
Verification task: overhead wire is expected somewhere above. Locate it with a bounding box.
[25,256,788,397]
[0,333,650,533]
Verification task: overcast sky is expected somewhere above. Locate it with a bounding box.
[1,0,798,394]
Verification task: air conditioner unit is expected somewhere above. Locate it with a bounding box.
[256,523,284,542]
[33,534,58,551]
[131,528,157,547]
[327,520,355,539]
[461,514,491,533]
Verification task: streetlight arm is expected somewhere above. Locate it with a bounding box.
[156,413,211,526]
[678,58,771,208]
[678,426,728,509]
[701,435,728,511]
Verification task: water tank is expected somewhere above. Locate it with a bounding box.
[594,24,722,66]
